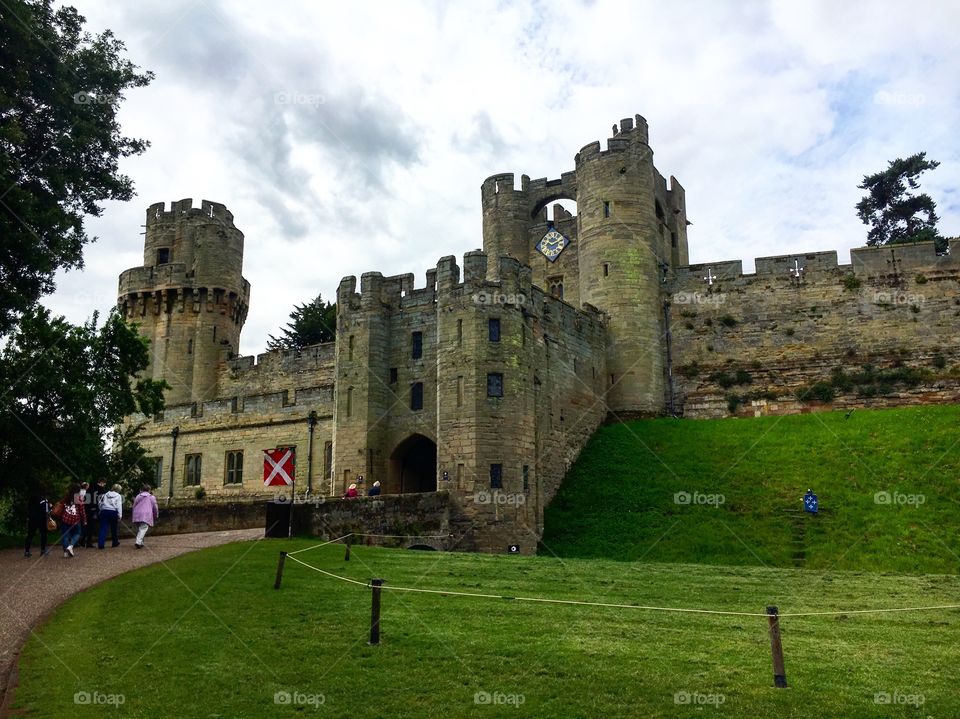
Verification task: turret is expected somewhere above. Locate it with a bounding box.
[575,116,665,413]
[480,173,529,280]
[117,199,250,406]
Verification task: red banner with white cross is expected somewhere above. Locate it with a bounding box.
[263,448,295,486]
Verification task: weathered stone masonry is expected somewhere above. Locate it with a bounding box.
[119,115,959,552]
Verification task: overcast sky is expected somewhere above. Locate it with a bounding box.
[50,0,960,357]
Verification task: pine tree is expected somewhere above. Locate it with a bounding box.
[856,153,945,253]
[266,295,337,351]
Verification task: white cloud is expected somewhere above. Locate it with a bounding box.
[49,0,960,354]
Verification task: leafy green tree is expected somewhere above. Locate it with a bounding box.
[0,309,166,499]
[0,0,154,334]
[266,295,337,351]
[856,153,945,253]
[0,2,162,520]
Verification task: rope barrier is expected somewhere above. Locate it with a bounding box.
[284,554,371,587]
[352,532,449,540]
[285,550,960,619]
[286,534,354,556]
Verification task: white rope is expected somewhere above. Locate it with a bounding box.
[352,532,449,540]
[285,554,370,587]
[779,604,960,618]
[285,553,960,618]
[286,534,353,556]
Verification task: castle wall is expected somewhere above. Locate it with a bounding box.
[125,342,336,499]
[334,252,607,552]
[669,240,960,418]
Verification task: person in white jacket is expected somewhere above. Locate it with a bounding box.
[97,484,123,548]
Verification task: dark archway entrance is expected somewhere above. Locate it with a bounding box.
[388,434,437,494]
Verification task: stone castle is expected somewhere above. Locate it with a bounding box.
[119,115,960,552]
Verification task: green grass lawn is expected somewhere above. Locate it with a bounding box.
[542,405,960,572]
[13,538,960,718]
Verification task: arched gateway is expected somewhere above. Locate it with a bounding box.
[387,434,437,494]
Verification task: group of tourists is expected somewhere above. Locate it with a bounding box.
[23,481,160,558]
[342,480,381,498]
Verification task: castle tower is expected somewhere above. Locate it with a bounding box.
[117,199,250,406]
[575,116,665,414]
[480,115,687,414]
[480,173,529,280]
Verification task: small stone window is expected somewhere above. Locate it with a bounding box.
[487,372,504,398]
[184,453,202,486]
[348,335,354,361]
[187,339,193,355]
[411,382,424,411]
[412,331,423,360]
[488,318,501,342]
[389,367,398,384]
[522,465,529,493]
[324,441,332,480]
[456,376,464,407]
[225,450,243,484]
[603,263,609,277]
[490,463,503,489]
[151,457,163,488]
[548,277,564,299]
[157,247,170,264]
[603,201,611,218]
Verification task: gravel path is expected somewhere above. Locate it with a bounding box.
[0,528,263,713]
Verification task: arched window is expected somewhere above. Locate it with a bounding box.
[548,276,564,299]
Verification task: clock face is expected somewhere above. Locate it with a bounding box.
[536,229,570,263]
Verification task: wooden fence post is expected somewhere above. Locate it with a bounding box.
[766,605,787,688]
[369,579,384,645]
[274,551,287,590]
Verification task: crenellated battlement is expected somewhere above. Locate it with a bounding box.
[145,198,236,227]
[674,239,960,287]
[227,342,335,376]
[337,251,603,333]
[575,114,651,166]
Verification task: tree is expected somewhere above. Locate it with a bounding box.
[856,153,945,253]
[266,295,337,351]
[0,2,162,521]
[0,0,154,335]
[0,308,166,498]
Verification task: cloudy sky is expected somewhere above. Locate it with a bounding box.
[50,0,960,357]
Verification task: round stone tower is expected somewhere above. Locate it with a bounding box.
[575,116,665,414]
[480,173,530,281]
[117,198,250,406]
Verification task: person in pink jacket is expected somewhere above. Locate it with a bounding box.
[131,485,159,549]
